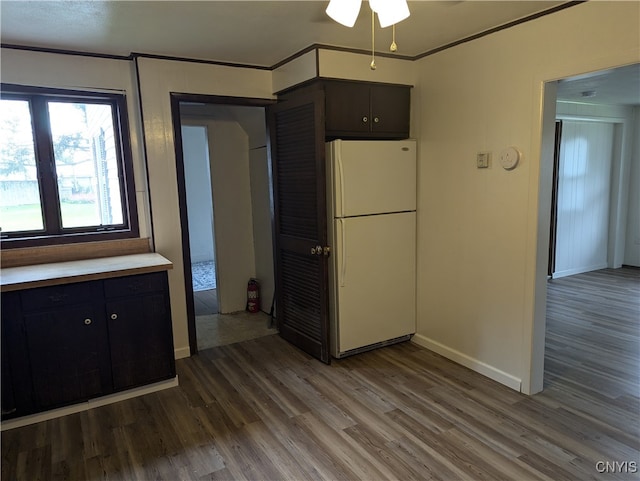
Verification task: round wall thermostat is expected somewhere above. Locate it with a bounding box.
[500,147,521,170]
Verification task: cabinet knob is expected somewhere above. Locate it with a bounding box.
[111,313,118,320]
[374,117,380,123]
[362,116,368,123]
[84,318,92,325]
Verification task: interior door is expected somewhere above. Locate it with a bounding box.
[548,121,562,277]
[267,91,330,363]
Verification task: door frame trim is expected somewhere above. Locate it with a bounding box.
[169,93,276,356]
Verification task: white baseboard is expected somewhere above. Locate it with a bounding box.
[553,263,607,279]
[1,376,179,431]
[174,345,191,359]
[411,334,522,392]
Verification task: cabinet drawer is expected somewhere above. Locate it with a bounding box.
[20,281,102,312]
[104,272,167,298]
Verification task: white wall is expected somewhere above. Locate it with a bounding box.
[556,101,637,270]
[624,106,640,267]
[413,1,640,393]
[318,49,416,86]
[554,120,614,277]
[249,147,275,313]
[273,50,317,93]
[181,125,215,264]
[206,120,256,313]
[136,57,273,358]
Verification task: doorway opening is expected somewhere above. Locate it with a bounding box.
[536,63,640,397]
[182,124,219,319]
[171,94,277,354]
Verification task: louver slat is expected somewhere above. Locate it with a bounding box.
[275,105,318,240]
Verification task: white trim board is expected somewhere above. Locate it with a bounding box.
[411,335,522,392]
[1,376,179,431]
[175,346,191,359]
[553,263,608,279]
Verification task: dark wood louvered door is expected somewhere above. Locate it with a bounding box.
[268,91,330,363]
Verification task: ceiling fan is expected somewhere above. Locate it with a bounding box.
[326,0,410,28]
[325,0,410,69]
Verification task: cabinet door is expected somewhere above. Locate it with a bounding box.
[324,81,371,135]
[106,289,175,391]
[1,329,16,417]
[370,84,410,137]
[24,304,111,409]
[268,91,331,364]
[1,291,31,418]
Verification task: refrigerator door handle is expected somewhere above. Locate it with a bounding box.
[339,218,346,287]
[337,148,345,218]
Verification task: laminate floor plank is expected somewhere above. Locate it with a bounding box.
[270,367,357,432]
[216,343,311,418]
[342,423,426,481]
[2,267,639,480]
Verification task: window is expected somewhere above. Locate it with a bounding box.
[0,84,138,247]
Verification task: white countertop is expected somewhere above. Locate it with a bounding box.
[1,253,173,292]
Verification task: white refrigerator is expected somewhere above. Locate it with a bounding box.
[326,139,417,358]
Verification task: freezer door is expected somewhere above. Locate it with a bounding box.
[328,140,416,217]
[332,212,416,355]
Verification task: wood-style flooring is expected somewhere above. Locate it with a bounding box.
[2,267,639,480]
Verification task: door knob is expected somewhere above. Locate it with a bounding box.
[362,116,368,123]
[84,318,92,325]
[111,313,118,320]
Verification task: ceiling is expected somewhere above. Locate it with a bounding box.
[2,0,568,67]
[2,1,637,106]
[556,63,640,106]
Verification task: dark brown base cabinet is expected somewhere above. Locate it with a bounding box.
[1,271,175,420]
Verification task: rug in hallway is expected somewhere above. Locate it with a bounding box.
[192,260,216,291]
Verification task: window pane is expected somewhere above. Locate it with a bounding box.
[0,99,44,232]
[48,101,124,229]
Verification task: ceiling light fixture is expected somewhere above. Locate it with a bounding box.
[326,0,410,70]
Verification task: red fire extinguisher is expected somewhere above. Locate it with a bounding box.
[247,278,260,313]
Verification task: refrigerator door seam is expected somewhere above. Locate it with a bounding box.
[340,210,415,218]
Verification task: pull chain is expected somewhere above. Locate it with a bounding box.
[370,9,376,70]
[390,24,398,52]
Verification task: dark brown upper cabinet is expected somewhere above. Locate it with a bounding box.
[324,80,410,139]
[278,79,411,140]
